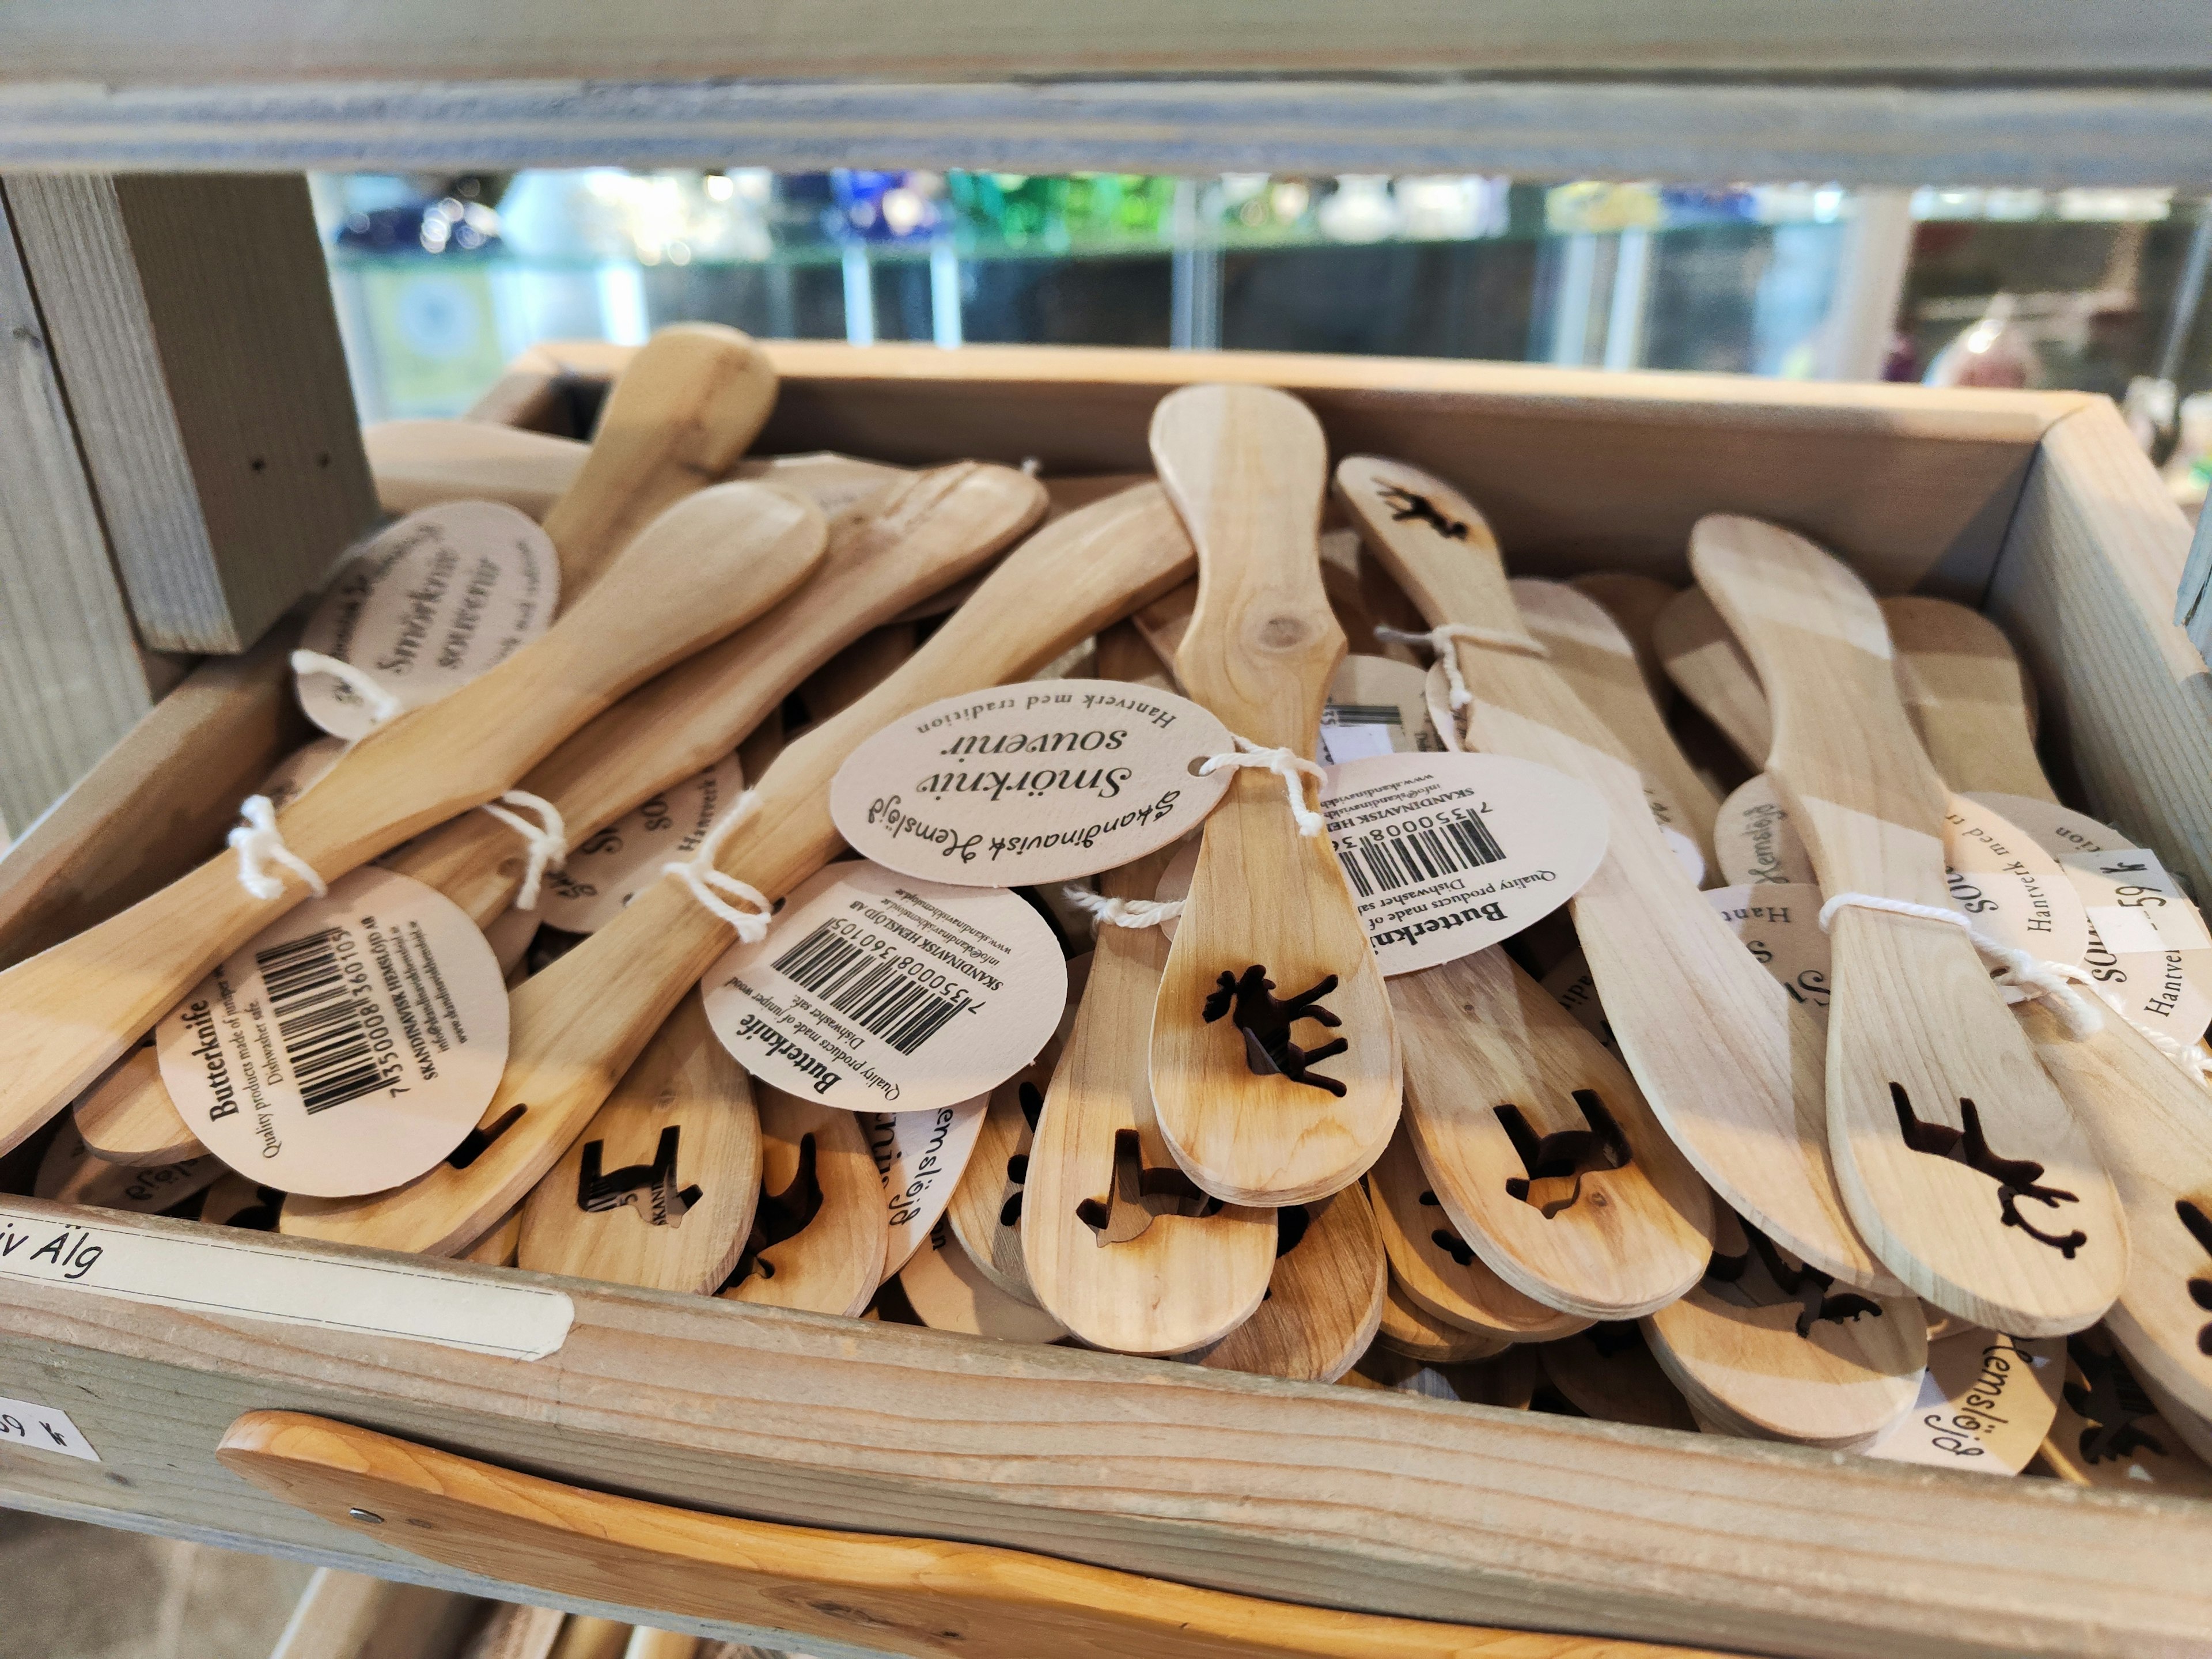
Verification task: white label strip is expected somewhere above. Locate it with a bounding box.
[0,1203,572,1361]
[2088,904,2166,956]
[0,1393,99,1461]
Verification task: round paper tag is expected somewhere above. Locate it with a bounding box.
[156,868,511,1197]
[1705,884,1832,1026]
[298,501,558,740]
[1319,654,1438,763]
[2058,844,2212,1045]
[1714,775,1815,887]
[827,679,1235,886]
[1863,1330,2062,1474]
[1941,794,2090,965]
[700,861,1067,1113]
[865,1097,988,1279]
[1964,792,2130,861]
[1319,752,1609,977]
[541,751,746,934]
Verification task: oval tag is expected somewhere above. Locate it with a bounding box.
[1319,752,1609,976]
[156,868,510,1197]
[700,861,1068,1114]
[541,752,747,934]
[1714,774,1815,887]
[866,1098,988,1280]
[1864,1329,2063,1474]
[827,679,1235,885]
[1705,884,1832,1026]
[298,501,558,739]
[1941,794,2090,965]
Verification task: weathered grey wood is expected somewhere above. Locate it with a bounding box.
[0,77,2207,187]
[2,172,375,652]
[0,182,165,832]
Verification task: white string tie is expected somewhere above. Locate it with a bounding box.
[291,650,403,728]
[1374,622,1547,714]
[228,794,328,902]
[661,789,774,942]
[478,790,568,910]
[1062,886,1185,930]
[1199,735,1328,837]
[1818,892,2105,1040]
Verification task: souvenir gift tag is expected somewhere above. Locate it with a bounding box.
[1942,795,2091,966]
[1705,885,1832,1027]
[1863,1329,2063,1474]
[701,861,1066,1114]
[1713,775,1814,887]
[297,501,559,739]
[540,751,745,934]
[1319,752,1608,977]
[1318,654,1437,763]
[1965,792,2131,862]
[828,679,1234,885]
[865,1096,988,1278]
[2059,846,2212,1044]
[156,868,510,1196]
[36,1125,218,1215]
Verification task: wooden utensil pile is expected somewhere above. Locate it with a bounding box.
[4,343,2209,1491]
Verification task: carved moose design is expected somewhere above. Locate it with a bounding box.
[1494,1088,1631,1218]
[1376,483,1470,542]
[577,1124,701,1227]
[1891,1086,2086,1256]
[1203,965,1349,1096]
[2063,1336,2168,1466]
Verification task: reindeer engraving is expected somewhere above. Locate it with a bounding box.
[1892,1086,2086,1256]
[577,1124,700,1226]
[2064,1336,2167,1464]
[998,1080,1044,1228]
[1377,484,1470,541]
[1204,965,1348,1096]
[1076,1124,1221,1245]
[1495,1089,1631,1217]
[2178,1198,2212,1356]
[724,1132,824,1289]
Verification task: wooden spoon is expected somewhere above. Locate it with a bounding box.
[1392,947,1712,1320]
[1365,1130,1591,1341]
[718,1086,885,1317]
[1690,514,2124,1335]
[72,1043,206,1165]
[1569,572,1679,713]
[1335,457,1893,1294]
[516,990,759,1294]
[281,485,1196,1257]
[0,483,827,1154]
[1374,1275,1513,1365]
[899,1215,1071,1343]
[1149,386,1400,1206]
[1653,588,1771,769]
[365,419,588,521]
[1198,1186,1387,1383]
[1881,597,2052,802]
[1510,577,1718,873]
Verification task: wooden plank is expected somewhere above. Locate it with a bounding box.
[0,180,165,832]
[269,1567,483,1659]
[2,172,376,652]
[1,77,2207,186]
[2,1,2207,83]
[1985,397,2212,900]
[0,1203,2206,1659]
[0,610,307,969]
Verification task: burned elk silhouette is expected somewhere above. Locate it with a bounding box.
[1076,1124,1221,1245]
[1892,1086,2086,1256]
[1415,1184,1479,1267]
[1204,965,1348,1096]
[1376,484,1470,542]
[722,1132,824,1290]
[998,1080,1044,1229]
[1494,1088,1631,1218]
[1705,1221,1883,1339]
[577,1124,701,1227]
[2064,1336,2167,1465]
[2179,1197,2212,1357]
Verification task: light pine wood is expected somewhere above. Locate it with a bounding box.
[1880,597,2054,803]
[1643,1225,1927,1450]
[2039,1330,2212,1497]
[946,1006,1073,1306]
[1373,1278,1511,1365]
[1691,514,2126,1336]
[0,483,827,1156]
[385,463,1043,928]
[623,1633,698,1659]
[282,486,1195,1257]
[899,1217,1069,1343]
[461,1603,567,1659]
[72,1043,206,1165]
[1128,578,1198,671]
[720,1089,884,1319]
[1510,577,1718,872]
[2,172,375,653]
[1365,1131,1589,1342]
[1391,948,1713,1320]
[1149,385,1400,1206]
[550,1618,634,1659]
[366,420,588,520]
[1568,573,1678,714]
[463,1204,524,1267]
[0,622,307,975]
[517,991,760,1296]
[1200,1187,1386,1384]
[270,1567,482,1659]
[33,1121,218,1212]
[219,1408,1752,1659]
[1653,589,1771,771]
[1335,457,1892,1295]
[1539,1328,1698,1433]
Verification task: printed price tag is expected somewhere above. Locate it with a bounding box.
[1319,752,1609,976]
[0,1393,98,1461]
[1942,794,2090,965]
[1319,654,1437,764]
[1705,884,1832,1025]
[541,751,746,934]
[701,862,1067,1113]
[827,679,1234,886]
[1714,775,1815,887]
[157,868,510,1197]
[865,1097,988,1279]
[2060,846,2212,1043]
[1864,1330,2062,1473]
[297,501,558,740]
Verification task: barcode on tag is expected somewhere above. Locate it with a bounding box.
[1324,702,1403,728]
[1336,807,1506,899]
[256,929,386,1113]
[0,1395,99,1461]
[771,922,976,1055]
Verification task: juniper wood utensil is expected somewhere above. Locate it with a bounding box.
[899,1214,1071,1342]
[718,1085,885,1317]
[515,989,759,1294]
[1690,513,2125,1335]
[1510,576,1719,872]
[364,418,589,521]
[1881,597,2051,802]
[1373,1275,1512,1365]
[1335,457,1893,1294]
[1391,946,1713,1320]
[1197,1186,1387,1382]
[1148,385,1400,1206]
[280,484,1196,1257]
[1653,588,1771,770]
[1539,1323,1699,1432]
[0,483,827,1156]
[1568,573,1680,713]
[72,1043,206,1165]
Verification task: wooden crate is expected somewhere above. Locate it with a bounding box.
[2,345,2209,1659]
